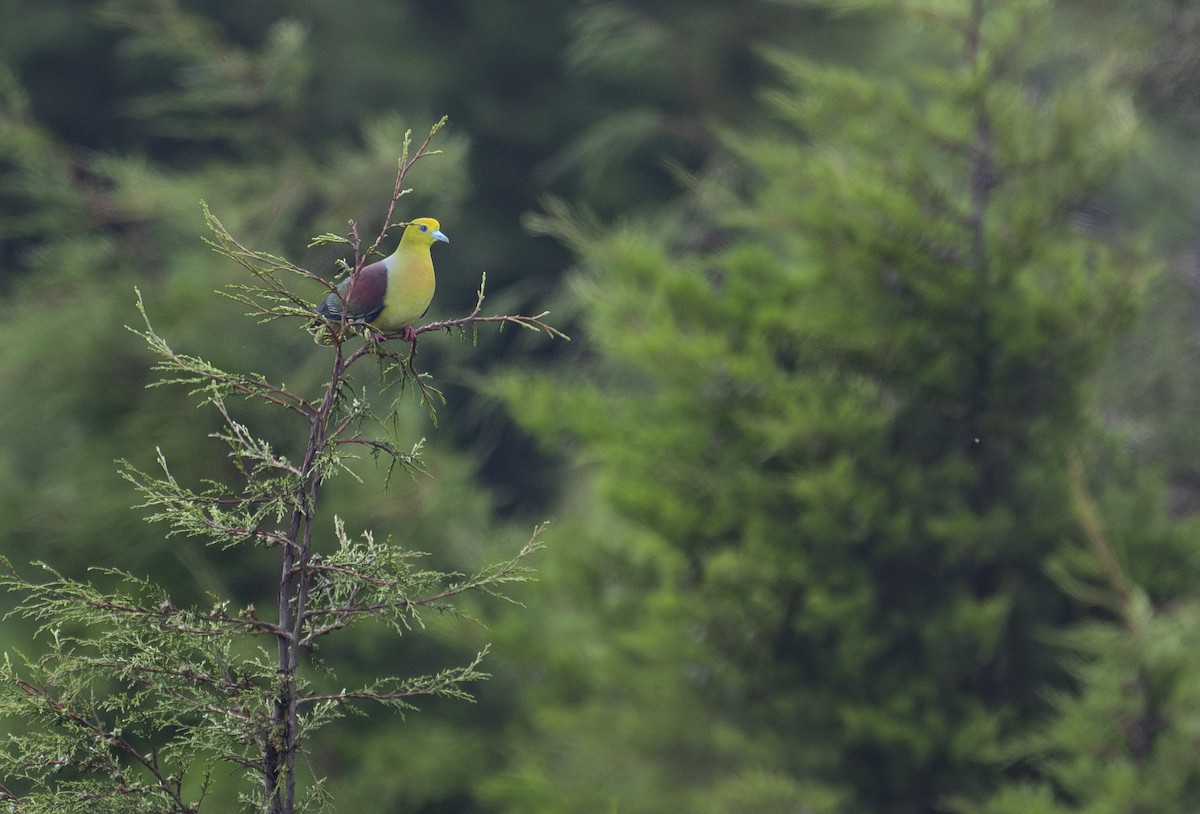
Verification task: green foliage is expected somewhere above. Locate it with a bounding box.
[0,127,563,813]
[4,0,1200,811]
[487,1,1155,812]
[965,458,1200,813]
[97,0,310,149]
[1,564,291,813]
[0,17,468,575]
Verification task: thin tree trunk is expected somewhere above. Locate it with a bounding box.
[265,348,344,814]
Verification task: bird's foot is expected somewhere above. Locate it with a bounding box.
[395,326,419,361]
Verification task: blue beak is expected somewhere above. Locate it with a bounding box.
[432,229,449,244]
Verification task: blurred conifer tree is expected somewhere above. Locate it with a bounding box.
[483,1,1157,811]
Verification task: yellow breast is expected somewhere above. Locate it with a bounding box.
[374,249,435,330]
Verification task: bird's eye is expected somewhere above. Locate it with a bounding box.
[419,224,428,232]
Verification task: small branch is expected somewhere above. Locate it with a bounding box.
[14,680,199,813]
[194,516,295,549]
[417,310,569,341]
[295,647,488,708]
[75,595,292,640]
[369,116,448,259]
[341,272,569,399]
[90,661,261,715]
[297,524,547,646]
[213,400,305,478]
[131,289,316,418]
[1067,450,1136,627]
[327,273,569,351]
[416,272,570,342]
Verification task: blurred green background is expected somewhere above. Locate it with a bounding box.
[5,0,1200,811]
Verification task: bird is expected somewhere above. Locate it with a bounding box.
[312,217,449,345]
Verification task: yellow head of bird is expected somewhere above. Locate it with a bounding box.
[402,217,449,247]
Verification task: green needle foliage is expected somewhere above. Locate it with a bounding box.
[966,455,1200,813]
[487,1,1153,811]
[0,124,562,814]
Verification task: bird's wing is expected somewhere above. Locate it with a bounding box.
[317,259,389,324]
